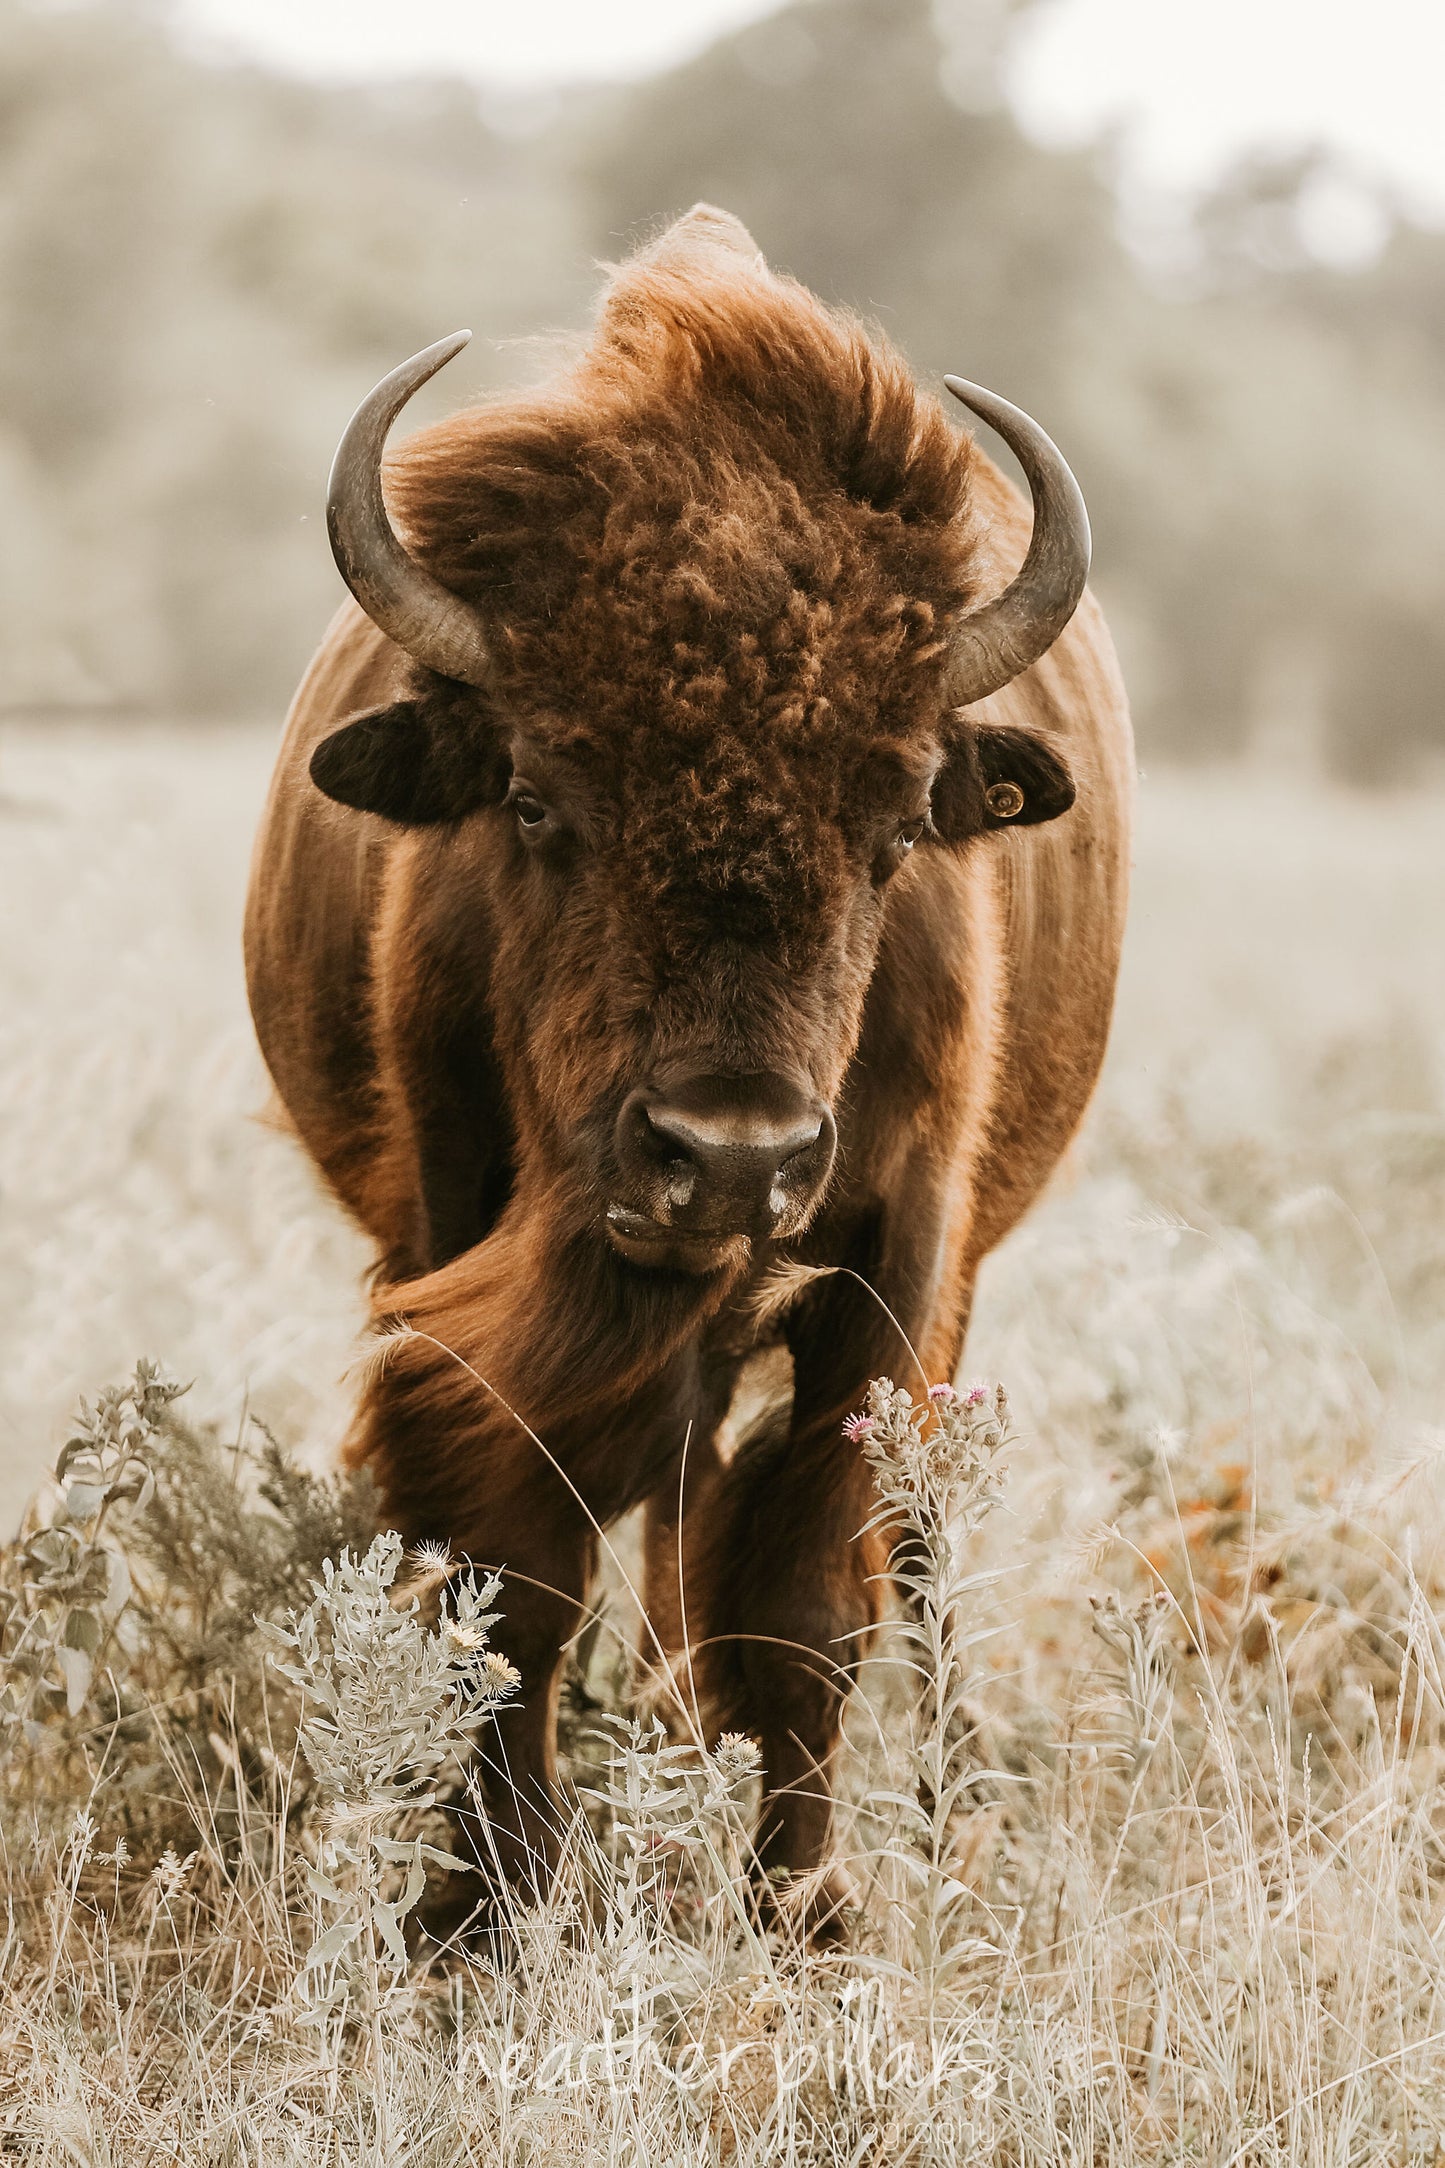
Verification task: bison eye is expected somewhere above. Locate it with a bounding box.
[508,788,549,832]
[897,818,927,851]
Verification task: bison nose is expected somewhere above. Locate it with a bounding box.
[613,1072,836,1237]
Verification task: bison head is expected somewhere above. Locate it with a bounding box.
[308,208,1087,1274]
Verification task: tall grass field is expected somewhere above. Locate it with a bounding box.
[2,722,1443,2164]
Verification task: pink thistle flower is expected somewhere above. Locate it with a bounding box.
[928,1383,955,1404]
[964,1381,989,1407]
[842,1413,876,1443]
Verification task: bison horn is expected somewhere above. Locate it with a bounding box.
[943,377,1091,707]
[326,331,494,690]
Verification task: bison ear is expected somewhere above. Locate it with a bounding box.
[309,701,506,823]
[931,722,1076,843]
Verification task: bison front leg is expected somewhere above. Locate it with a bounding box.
[363,1394,605,1941]
[722,1425,885,1926]
[350,1200,735,1930]
[449,1486,599,1910]
[696,1225,975,1926]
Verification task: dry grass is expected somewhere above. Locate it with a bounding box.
[1,720,1443,2164]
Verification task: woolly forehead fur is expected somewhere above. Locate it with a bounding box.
[387,206,983,946]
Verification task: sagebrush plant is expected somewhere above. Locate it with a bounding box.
[263,1532,518,2153]
[855,1377,1013,1996]
[0,1359,179,1759]
[0,1358,378,1866]
[584,1712,761,1945]
[265,1530,517,2001]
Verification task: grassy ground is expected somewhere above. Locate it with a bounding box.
[1,721,1444,2162]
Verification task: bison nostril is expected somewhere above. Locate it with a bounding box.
[664,1162,697,1209]
[634,1104,685,1164]
[613,1075,836,1233]
[777,1119,825,1167]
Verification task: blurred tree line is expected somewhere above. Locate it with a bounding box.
[2,0,1441,775]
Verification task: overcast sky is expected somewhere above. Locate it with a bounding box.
[174,0,1445,224]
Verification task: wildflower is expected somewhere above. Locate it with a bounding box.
[444,1619,489,1653]
[152,1846,197,1897]
[410,1537,453,1574]
[481,1651,521,1695]
[714,1731,762,1783]
[928,1382,956,1403]
[964,1381,989,1407]
[842,1412,876,1443]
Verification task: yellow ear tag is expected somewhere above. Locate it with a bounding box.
[984,779,1025,820]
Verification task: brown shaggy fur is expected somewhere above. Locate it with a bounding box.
[388,211,985,961]
[245,205,1134,1929]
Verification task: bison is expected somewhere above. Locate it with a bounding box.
[245,205,1133,1928]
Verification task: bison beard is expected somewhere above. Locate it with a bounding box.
[245,204,1134,1936]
